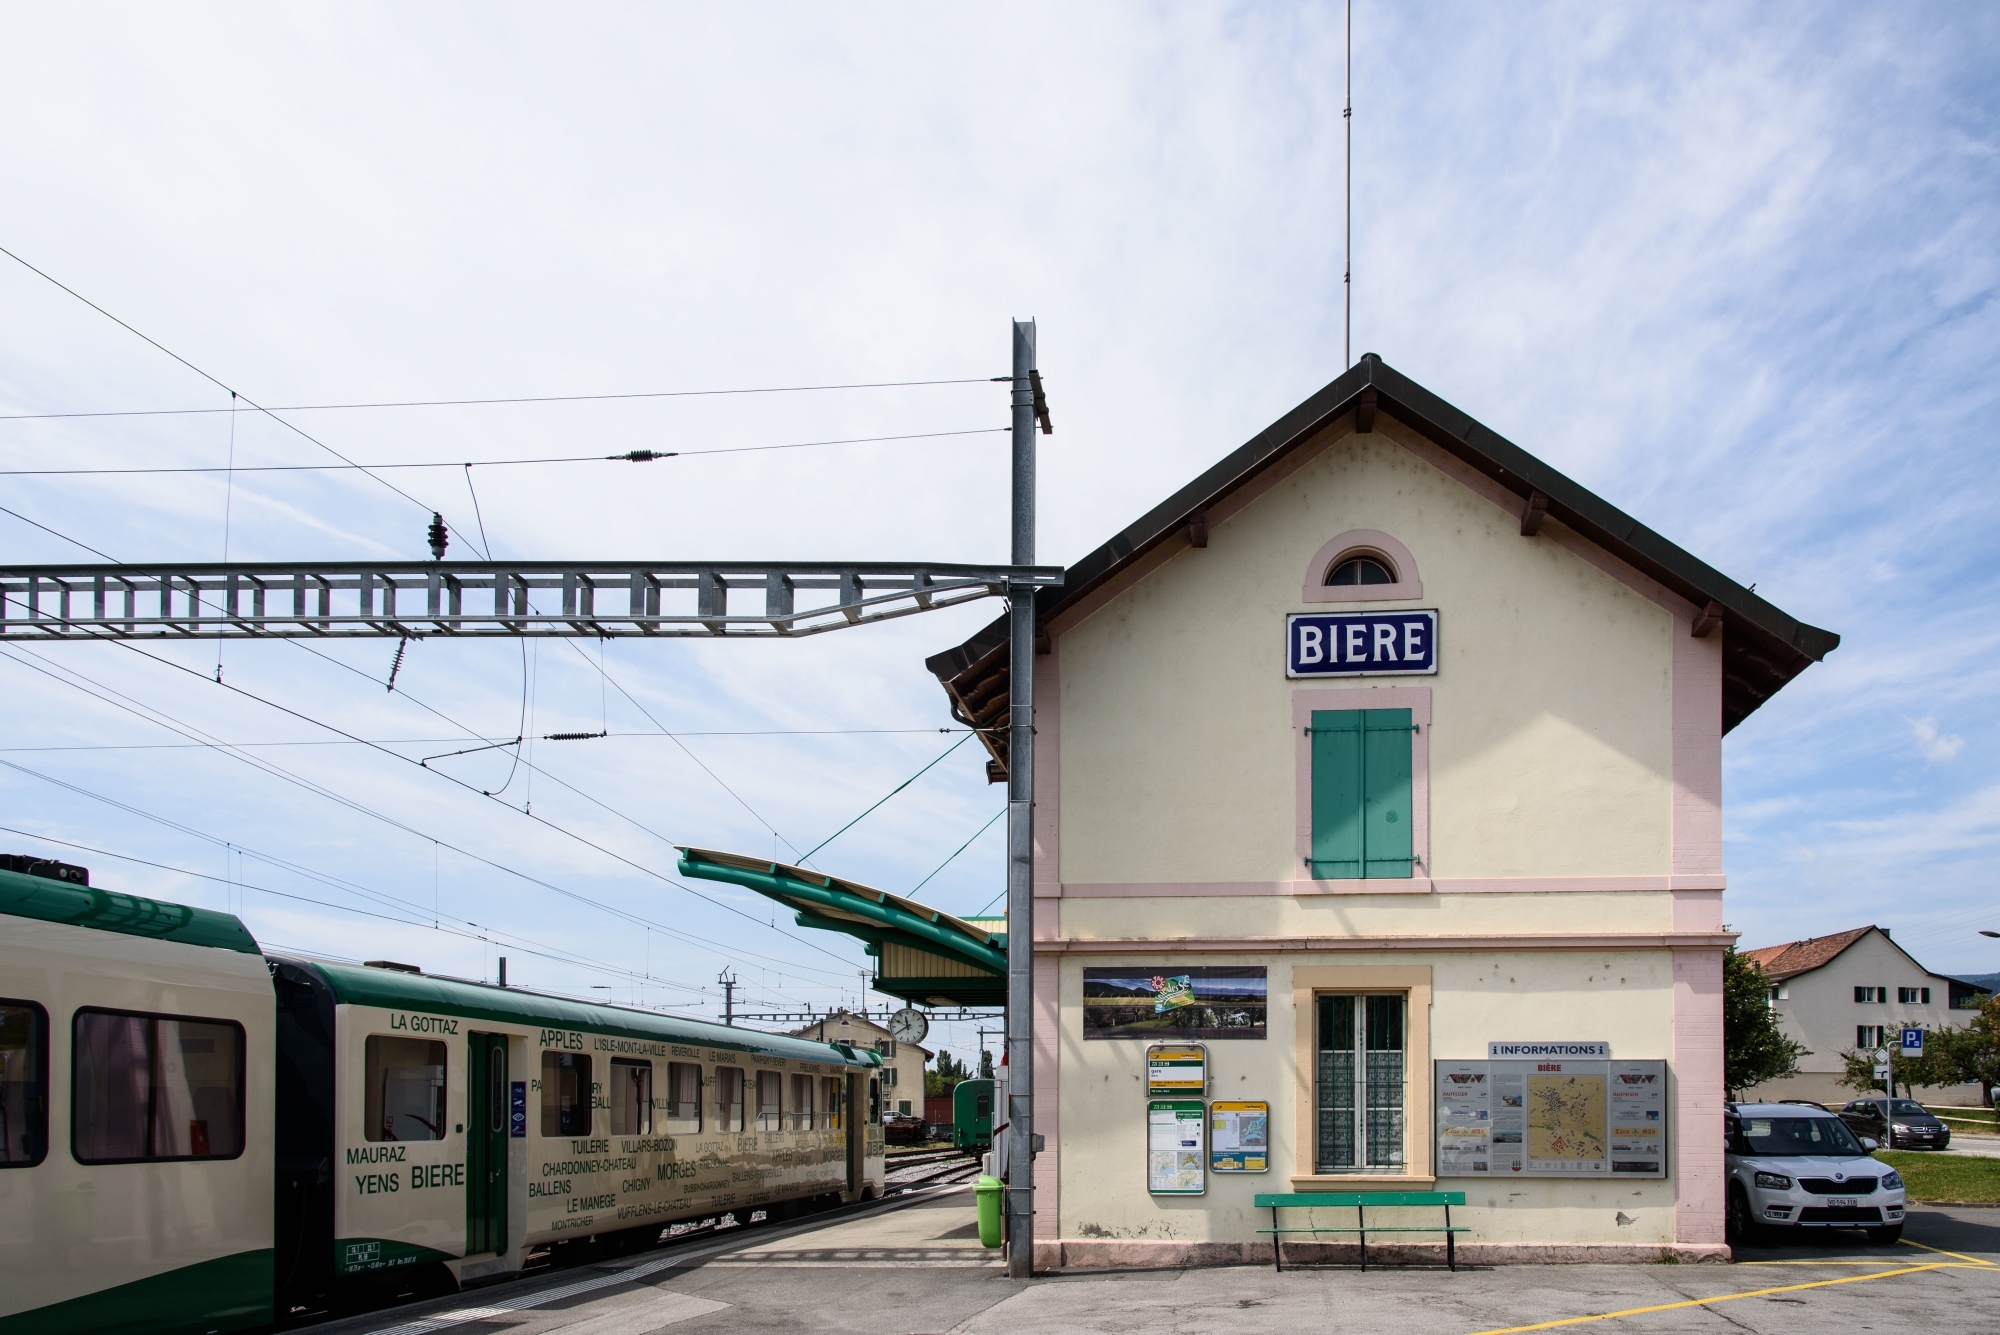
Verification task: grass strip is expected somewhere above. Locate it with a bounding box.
[1875,1149,2000,1204]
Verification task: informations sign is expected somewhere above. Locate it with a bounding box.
[1286,610,1438,678]
[1435,1059,1667,1177]
[1146,1043,1208,1096]
[1148,1100,1207,1194]
[1210,1101,1269,1173]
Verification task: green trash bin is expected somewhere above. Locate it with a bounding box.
[975,1174,1003,1249]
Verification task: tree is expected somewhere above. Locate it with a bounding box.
[978,1046,994,1079]
[1945,995,2000,1107]
[1837,1030,1959,1099]
[926,1049,972,1098]
[1723,947,1810,1098]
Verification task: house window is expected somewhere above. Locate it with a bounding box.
[1854,987,1886,1004]
[1328,555,1397,586]
[1315,994,1405,1172]
[1857,1025,1886,1048]
[1309,709,1414,878]
[1898,987,1930,1004]
[609,1059,652,1136]
[540,1052,592,1136]
[364,1036,447,1142]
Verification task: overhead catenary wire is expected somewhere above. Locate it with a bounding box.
[0,243,462,528]
[0,637,860,983]
[798,731,974,862]
[0,376,1001,421]
[911,805,1007,899]
[0,728,995,752]
[0,427,1008,475]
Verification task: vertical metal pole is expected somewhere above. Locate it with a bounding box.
[1005,318,1038,1279]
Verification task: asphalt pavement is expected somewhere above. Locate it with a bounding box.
[324,1184,2000,1335]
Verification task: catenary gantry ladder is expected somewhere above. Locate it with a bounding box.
[0,560,1061,640]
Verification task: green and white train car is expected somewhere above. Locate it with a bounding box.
[0,862,887,1334]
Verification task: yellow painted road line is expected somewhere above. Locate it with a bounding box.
[1900,1237,1997,1267]
[1736,1259,1919,1266]
[1462,1264,1946,1335]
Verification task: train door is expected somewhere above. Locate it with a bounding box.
[846,1072,864,1193]
[465,1033,508,1256]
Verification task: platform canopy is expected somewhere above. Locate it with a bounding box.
[676,846,1005,1007]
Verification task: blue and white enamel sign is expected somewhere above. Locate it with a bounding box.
[1901,1028,1924,1057]
[1287,609,1438,678]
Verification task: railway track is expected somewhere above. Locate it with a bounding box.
[885,1148,982,1188]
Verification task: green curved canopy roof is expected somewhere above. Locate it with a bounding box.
[677,847,1005,1006]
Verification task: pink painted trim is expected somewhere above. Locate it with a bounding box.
[1671,890,1724,932]
[1033,952,1059,1238]
[1300,528,1424,603]
[1293,686,1431,882]
[1672,947,1726,1244]
[1057,875,1714,897]
[1672,611,1724,880]
[1034,930,1736,953]
[1033,638,1061,938]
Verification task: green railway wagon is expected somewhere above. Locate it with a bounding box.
[952,1077,994,1154]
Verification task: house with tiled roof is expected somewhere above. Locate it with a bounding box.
[1742,925,1988,1106]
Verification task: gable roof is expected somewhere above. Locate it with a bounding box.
[926,354,1839,776]
[1743,926,1878,982]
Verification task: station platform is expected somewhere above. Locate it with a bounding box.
[334,1194,2000,1335]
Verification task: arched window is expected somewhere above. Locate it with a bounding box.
[1300,530,1422,604]
[1326,554,1396,587]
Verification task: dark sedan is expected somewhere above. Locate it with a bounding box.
[1839,1097,1952,1149]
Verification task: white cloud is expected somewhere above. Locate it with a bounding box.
[1907,716,1968,765]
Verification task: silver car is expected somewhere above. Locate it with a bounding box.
[1725,1102,1906,1245]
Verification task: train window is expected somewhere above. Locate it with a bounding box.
[789,1074,814,1131]
[609,1059,652,1136]
[72,1009,244,1163]
[869,1076,880,1124]
[755,1070,783,1131]
[0,1001,47,1167]
[821,1076,843,1131]
[540,1052,593,1136]
[665,1062,701,1133]
[363,1036,446,1142]
[715,1066,744,1133]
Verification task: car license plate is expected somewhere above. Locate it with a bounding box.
[1828,1197,1857,1208]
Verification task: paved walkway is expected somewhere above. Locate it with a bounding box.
[329,1185,2000,1335]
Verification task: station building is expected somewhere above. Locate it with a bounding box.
[920,355,1838,1266]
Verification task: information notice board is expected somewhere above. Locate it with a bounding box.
[1435,1059,1667,1177]
[1147,1100,1207,1194]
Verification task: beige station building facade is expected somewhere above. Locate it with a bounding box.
[924,355,1838,1266]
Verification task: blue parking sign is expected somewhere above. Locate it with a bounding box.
[1900,1028,1923,1056]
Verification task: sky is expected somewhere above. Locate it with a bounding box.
[1,3,1997,1071]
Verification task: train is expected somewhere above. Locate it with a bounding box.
[951,1077,994,1154]
[0,858,888,1334]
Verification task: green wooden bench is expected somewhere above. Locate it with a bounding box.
[1253,1192,1469,1272]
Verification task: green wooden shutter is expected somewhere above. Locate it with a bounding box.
[1310,708,1413,879]
[1310,712,1364,877]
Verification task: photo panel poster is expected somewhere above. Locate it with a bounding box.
[1083,966,1267,1039]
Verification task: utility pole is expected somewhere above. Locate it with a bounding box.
[1005,318,1039,1279]
[718,969,737,1027]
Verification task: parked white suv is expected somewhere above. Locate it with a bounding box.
[1725,1102,1906,1245]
